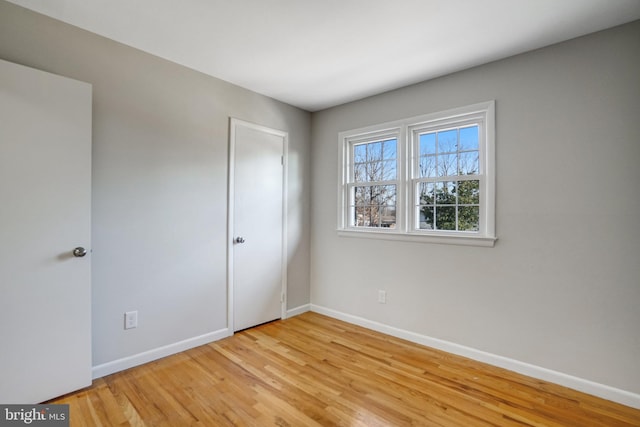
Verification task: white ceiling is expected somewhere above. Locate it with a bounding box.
[7,0,640,111]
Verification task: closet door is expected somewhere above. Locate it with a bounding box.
[229,119,287,332]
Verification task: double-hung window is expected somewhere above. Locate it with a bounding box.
[339,101,496,246]
[347,131,400,229]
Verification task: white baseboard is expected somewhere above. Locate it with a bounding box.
[286,303,311,318]
[310,304,640,409]
[92,328,231,379]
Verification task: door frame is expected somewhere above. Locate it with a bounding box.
[227,117,288,333]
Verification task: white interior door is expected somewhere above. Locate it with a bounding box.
[0,59,92,403]
[229,119,287,332]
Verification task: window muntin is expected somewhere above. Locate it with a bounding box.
[338,101,495,246]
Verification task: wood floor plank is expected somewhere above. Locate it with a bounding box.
[49,312,640,426]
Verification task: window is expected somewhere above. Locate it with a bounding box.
[338,101,495,247]
[350,134,398,228]
[412,124,480,232]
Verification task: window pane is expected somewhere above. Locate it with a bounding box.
[369,205,381,227]
[362,207,372,227]
[458,180,480,204]
[379,204,396,228]
[364,186,377,204]
[351,139,397,184]
[420,155,436,178]
[458,206,479,231]
[438,153,458,177]
[353,185,396,228]
[354,205,365,226]
[353,144,367,163]
[353,162,367,182]
[435,206,456,230]
[371,185,396,206]
[382,139,397,160]
[369,160,386,181]
[369,206,395,228]
[435,181,456,205]
[459,151,479,175]
[418,182,435,205]
[459,126,479,151]
[384,184,397,202]
[438,129,457,153]
[419,206,434,229]
[420,133,436,155]
[382,160,397,180]
[368,141,382,159]
[354,186,368,205]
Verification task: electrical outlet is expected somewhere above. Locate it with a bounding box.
[125,311,138,329]
[378,290,387,304]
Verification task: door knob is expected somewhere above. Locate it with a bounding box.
[234,237,245,244]
[73,247,87,257]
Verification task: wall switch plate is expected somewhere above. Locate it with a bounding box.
[378,290,387,304]
[125,311,138,329]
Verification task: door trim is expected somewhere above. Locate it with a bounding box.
[227,118,288,333]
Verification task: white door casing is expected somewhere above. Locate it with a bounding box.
[228,118,287,332]
[0,59,92,403]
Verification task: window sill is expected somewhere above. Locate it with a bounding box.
[337,229,497,247]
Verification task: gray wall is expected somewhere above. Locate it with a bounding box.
[311,21,640,393]
[0,1,311,366]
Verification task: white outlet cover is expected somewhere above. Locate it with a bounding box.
[125,311,138,329]
[378,290,386,304]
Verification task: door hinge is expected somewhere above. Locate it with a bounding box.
[281,155,284,165]
[281,293,285,303]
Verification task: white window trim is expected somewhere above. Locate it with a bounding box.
[337,101,496,247]
[341,127,403,232]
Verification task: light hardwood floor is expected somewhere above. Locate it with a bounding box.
[50,312,640,426]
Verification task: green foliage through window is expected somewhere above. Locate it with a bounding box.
[416,125,480,232]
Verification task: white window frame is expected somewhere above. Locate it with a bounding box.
[338,101,496,247]
[342,128,403,232]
